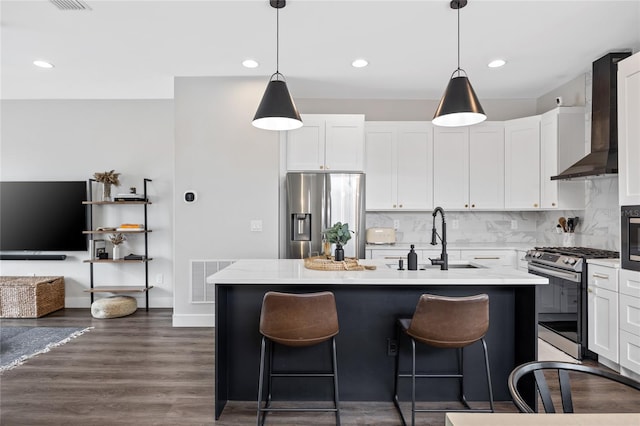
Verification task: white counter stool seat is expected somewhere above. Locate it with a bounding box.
[257,291,340,426]
[393,293,494,426]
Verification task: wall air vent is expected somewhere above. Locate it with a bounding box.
[190,259,235,304]
[49,0,91,11]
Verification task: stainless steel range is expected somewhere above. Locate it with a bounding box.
[525,246,619,360]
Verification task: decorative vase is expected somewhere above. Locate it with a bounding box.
[334,243,344,261]
[113,245,120,260]
[101,183,112,202]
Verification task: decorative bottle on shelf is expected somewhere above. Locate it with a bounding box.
[113,244,120,260]
[334,243,344,261]
[408,244,418,270]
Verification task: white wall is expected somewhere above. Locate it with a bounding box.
[297,98,538,121]
[536,73,587,114]
[172,77,280,326]
[0,100,174,308]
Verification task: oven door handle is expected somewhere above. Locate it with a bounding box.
[528,264,581,282]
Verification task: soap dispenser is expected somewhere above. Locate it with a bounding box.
[408,244,418,270]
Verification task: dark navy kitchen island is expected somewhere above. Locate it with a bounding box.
[209,259,547,419]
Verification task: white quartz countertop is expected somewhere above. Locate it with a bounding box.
[206,259,548,286]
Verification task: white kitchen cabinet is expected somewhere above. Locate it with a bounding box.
[588,264,620,362]
[504,115,541,209]
[364,122,433,211]
[469,123,505,209]
[433,122,504,210]
[618,52,640,206]
[540,107,586,209]
[433,127,469,209]
[620,268,640,298]
[619,268,640,377]
[286,114,364,171]
[460,250,516,268]
[619,329,640,378]
[619,293,640,337]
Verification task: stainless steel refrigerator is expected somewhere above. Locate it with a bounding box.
[285,172,365,259]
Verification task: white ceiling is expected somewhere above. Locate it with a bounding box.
[1,0,639,100]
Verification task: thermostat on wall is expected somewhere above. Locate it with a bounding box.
[184,191,197,203]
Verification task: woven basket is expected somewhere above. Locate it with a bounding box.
[303,256,376,271]
[0,276,65,318]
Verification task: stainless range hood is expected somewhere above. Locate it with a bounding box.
[551,52,632,180]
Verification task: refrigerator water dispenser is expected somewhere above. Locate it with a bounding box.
[292,213,311,241]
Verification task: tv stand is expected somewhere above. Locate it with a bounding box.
[0,254,67,261]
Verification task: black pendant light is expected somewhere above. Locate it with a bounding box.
[433,0,486,127]
[252,0,302,131]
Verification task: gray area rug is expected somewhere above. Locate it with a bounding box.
[0,326,91,372]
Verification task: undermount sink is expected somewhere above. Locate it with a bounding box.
[386,262,484,270]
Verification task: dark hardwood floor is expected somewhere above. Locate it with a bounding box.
[1,309,638,425]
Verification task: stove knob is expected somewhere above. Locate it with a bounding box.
[534,252,542,258]
[562,257,570,264]
[567,258,577,265]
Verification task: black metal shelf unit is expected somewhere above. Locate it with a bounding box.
[84,178,153,310]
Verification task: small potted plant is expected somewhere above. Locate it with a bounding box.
[323,222,353,261]
[109,233,126,260]
[93,170,121,201]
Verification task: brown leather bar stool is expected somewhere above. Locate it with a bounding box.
[393,293,494,426]
[257,291,340,426]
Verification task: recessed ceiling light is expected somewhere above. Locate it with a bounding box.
[33,60,54,69]
[242,59,259,69]
[351,59,369,68]
[488,59,506,68]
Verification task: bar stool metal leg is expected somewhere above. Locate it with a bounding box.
[481,338,495,412]
[266,339,274,411]
[411,337,417,426]
[393,321,408,426]
[331,336,341,426]
[459,347,472,410]
[257,336,268,426]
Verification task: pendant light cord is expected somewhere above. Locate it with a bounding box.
[457,3,461,74]
[276,6,280,80]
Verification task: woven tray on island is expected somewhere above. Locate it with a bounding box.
[303,256,376,271]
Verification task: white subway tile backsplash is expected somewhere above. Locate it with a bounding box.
[367,178,619,250]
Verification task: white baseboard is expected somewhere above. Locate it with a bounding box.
[173,313,214,327]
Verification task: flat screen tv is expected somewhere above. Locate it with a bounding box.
[0,181,88,253]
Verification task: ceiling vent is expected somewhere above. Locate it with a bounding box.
[49,0,91,11]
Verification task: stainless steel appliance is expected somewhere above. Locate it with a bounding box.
[525,246,619,359]
[621,205,640,272]
[285,172,365,259]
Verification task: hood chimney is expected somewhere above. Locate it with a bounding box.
[551,51,631,180]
